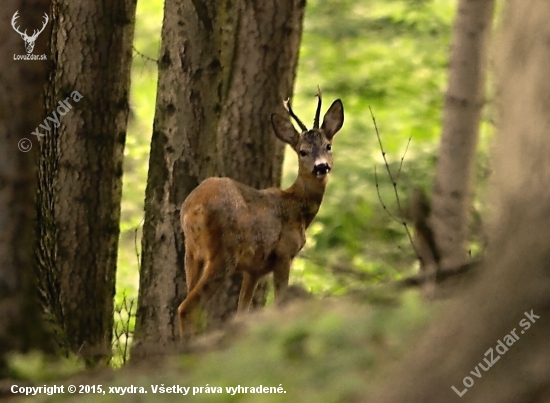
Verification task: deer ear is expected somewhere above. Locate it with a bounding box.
[271,114,300,149]
[321,99,344,140]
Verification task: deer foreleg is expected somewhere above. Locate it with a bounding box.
[272,258,291,302]
[237,272,260,312]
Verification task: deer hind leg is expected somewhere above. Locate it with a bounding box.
[177,254,230,338]
[184,250,202,293]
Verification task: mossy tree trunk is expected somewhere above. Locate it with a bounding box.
[133,0,305,357]
[430,0,495,269]
[374,2,550,401]
[0,0,53,377]
[35,0,136,364]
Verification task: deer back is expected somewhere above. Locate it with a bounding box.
[182,177,288,269]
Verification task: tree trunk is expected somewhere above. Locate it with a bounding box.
[0,0,52,377]
[132,0,305,357]
[430,0,495,269]
[35,0,136,364]
[374,1,550,401]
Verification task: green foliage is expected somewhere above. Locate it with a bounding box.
[111,295,136,367]
[8,352,84,382]
[115,0,163,300]
[30,292,432,402]
[114,0,458,304]
[287,0,456,292]
[118,0,457,299]
[113,0,492,354]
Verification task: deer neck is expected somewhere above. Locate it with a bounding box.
[283,171,328,228]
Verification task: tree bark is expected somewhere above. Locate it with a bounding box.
[0,0,52,377]
[35,0,136,364]
[430,0,495,269]
[373,1,550,401]
[133,0,305,357]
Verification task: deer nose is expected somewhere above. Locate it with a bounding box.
[313,162,331,176]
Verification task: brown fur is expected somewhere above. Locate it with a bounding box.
[178,97,344,337]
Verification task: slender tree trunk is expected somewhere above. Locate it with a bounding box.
[374,2,550,401]
[133,0,305,357]
[35,0,136,364]
[431,0,495,269]
[0,0,52,377]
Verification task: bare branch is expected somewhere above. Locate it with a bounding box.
[134,217,144,270]
[369,106,420,261]
[396,259,480,288]
[374,165,404,224]
[132,46,158,64]
[396,136,412,182]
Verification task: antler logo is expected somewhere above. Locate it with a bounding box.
[11,11,49,54]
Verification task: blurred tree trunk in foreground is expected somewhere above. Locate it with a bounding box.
[35,0,136,365]
[374,1,550,402]
[430,0,495,269]
[133,0,305,357]
[0,0,52,377]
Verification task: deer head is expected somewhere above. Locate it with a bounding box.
[11,11,49,54]
[271,88,344,182]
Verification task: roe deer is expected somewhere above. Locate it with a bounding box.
[178,90,344,337]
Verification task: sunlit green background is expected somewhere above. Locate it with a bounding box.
[116,0,491,307]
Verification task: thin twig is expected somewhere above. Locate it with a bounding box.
[369,106,420,260]
[374,165,403,224]
[110,293,136,366]
[132,46,158,64]
[121,298,135,365]
[396,259,481,288]
[134,217,144,270]
[396,136,412,182]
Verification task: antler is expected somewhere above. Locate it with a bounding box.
[30,13,49,40]
[283,98,308,132]
[11,11,49,39]
[11,11,25,37]
[313,85,322,128]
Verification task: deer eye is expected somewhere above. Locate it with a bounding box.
[299,150,308,157]
[326,144,332,151]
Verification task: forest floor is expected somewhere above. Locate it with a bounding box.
[4,290,433,403]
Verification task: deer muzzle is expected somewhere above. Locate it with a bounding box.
[313,162,331,176]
